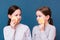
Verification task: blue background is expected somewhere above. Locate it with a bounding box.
[0,0,60,40]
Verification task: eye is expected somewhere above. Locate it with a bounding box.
[38,15,41,17]
[15,14,18,16]
[36,15,41,17]
[19,14,21,16]
[37,15,41,17]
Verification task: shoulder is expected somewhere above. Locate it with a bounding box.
[32,25,40,35]
[3,25,11,33]
[3,26,10,31]
[18,24,31,33]
[18,23,30,30]
[49,24,56,31]
[32,25,39,32]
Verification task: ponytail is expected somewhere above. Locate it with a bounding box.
[49,17,53,25]
[7,19,11,25]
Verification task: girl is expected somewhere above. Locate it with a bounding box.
[32,6,56,40]
[3,5,31,40]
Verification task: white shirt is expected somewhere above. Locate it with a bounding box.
[32,24,56,40]
[3,24,32,40]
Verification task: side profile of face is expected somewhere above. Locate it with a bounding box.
[36,10,49,25]
[8,9,21,24]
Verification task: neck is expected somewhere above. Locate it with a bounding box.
[44,21,49,27]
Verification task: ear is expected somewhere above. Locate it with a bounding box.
[46,15,50,20]
[8,14,12,19]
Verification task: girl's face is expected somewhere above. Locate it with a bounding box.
[36,11,49,24]
[8,9,21,24]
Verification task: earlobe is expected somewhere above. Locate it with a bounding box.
[8,14,11,19]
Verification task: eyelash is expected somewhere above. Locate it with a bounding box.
[36,15,41,17]
[15,15,18,16]
[15,14,21,16]
[39,15,41,17]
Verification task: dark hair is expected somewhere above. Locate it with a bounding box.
[8,5,22,25]
[36,6,53,25]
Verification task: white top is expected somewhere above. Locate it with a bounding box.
[32,24,56,40]
[3,24,32,40]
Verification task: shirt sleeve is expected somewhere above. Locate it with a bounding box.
[3,27,15,40]
[40,27,56,40]
[32,27,41,40]
[24,27,32,40]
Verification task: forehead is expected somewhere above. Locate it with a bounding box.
[36,11,44,16]
[12,9,21,15]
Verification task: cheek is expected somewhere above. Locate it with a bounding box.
[19,16,21,19]
[18,16,22,21]
[36,17,39,21]
[45,18,48,21]
[43,17,47,22]
[17,16,21,23]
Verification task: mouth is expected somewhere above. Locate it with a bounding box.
[17,19,21,22]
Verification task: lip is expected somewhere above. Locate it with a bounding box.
[17,17,21,22]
